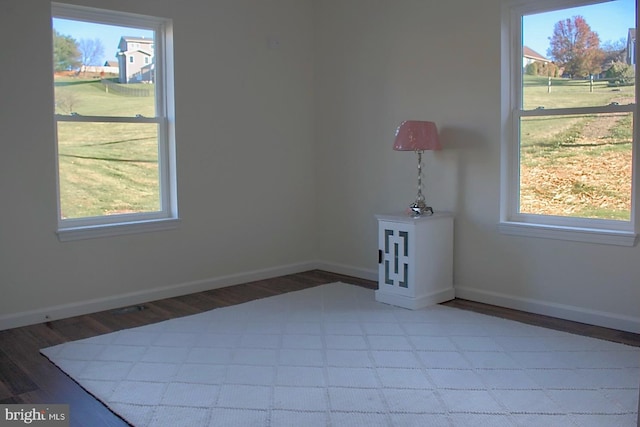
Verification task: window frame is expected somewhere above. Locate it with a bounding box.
[52,3,178,241]
[500,0,639,246]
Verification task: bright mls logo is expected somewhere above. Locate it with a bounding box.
[0,405,69,426]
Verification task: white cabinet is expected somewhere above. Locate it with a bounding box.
[375,212,454,309]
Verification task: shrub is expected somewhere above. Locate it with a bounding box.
[525,62,539,75]
[605,61,635,85]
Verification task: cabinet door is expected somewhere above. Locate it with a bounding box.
[378,222,412,296]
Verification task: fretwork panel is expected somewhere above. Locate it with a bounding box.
[383,229,409,288]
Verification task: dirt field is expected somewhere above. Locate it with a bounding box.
[519,114,632,220]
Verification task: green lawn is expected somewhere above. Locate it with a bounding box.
[54,75,634,221]
[523,75,634,110]
[55,76,160,219]
[519,75,634,220]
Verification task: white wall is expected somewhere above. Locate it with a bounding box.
[0,0,317,328]
[313,0,640,333]
[1,0,638,333]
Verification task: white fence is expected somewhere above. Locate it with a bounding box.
[80,65,119,74]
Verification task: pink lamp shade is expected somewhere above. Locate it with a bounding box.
[393,120,441,151]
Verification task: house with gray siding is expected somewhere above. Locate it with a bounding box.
[116,36,154,83]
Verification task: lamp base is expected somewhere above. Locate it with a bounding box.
[407,200,434,217]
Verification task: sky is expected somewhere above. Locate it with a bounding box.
[523,0,635,59]
[53,18,153,65]
[53,0,635,65]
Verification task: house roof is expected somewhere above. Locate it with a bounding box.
[523,46,549,62]
[121,36,153,43]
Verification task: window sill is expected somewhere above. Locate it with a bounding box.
[498,221,638,247]
[57,217,181,242]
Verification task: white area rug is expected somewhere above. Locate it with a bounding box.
[41,282,640,427]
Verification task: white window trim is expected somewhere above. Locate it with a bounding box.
[500,0,639,246]
[52,3,178,241]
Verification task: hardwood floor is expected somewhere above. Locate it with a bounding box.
[0,270,638,427]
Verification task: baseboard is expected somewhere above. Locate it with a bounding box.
[16,260,633,335]
[0,261,319,331]
[455,285,640,334]
[314,260,377,282]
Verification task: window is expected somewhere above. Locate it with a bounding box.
[500,0,638,246]
[52,3,177,240]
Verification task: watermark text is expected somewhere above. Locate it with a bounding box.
[1,405,69,427]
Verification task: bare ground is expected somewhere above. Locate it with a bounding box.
[520,114,632,218]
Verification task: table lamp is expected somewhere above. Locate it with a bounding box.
[393,120,441,217]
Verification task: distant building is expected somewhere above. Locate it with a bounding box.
[523,46,550,69]
[79,63,118,75]
[116,36,154,83]
[626,28,636,66]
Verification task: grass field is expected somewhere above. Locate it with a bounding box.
[519,75,634,220]
[54,75,634,221]
[54,76,160,219]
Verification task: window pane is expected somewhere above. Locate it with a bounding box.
[57,122,160,219]
[519,112,632,220]
[522,0,636,110]
[53,18,156,117]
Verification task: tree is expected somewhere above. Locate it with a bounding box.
[549,15,603,78]
[52,30,81,72]
[605,61,635,85]
[78,38,105,71]
[600,38,627,65]
[54,88,79,114]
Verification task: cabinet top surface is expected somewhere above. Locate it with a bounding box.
[375,211,453,223]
